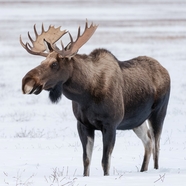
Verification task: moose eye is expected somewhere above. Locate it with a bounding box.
[50,61,59,70]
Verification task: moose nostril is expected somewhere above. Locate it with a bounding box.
[22,77,36,94]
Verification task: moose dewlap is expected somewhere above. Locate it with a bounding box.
[20,21,170,176]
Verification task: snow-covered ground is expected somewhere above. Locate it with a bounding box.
[0,0,186,185]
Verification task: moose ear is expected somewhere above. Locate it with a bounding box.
[44,39,53,52]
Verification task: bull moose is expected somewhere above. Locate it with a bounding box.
[20,21,170,176]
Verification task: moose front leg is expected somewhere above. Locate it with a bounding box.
[101,126,116,176]
[77,121,95,176]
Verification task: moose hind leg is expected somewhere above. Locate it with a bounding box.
[149,111,166,170]
[133,122,154,172]
[77,121,95,176]
[148,118,163,170]
[149,93,170,170]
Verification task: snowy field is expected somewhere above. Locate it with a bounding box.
[0,0,186,185]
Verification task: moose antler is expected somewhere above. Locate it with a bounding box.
[20,24,67,57]
[52,20,98,58]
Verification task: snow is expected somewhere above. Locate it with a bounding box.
[0,0,186,185]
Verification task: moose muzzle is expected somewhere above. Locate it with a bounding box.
[22,76,43,95]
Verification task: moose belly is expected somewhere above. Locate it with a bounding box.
[117,101,153,130]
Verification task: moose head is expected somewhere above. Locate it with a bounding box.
[20,21,98,102]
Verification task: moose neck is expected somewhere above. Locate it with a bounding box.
[62,54,95,103]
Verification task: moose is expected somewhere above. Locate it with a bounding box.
[20,21,170,176]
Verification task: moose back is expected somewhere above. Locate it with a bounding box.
[20,21,170,176]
